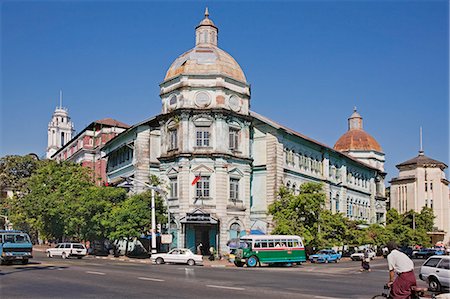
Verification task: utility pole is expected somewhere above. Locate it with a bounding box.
[120,177,166,254]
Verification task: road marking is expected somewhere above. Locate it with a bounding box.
[137,277,165,282]
[86,271,105,275]
[313,296,341,299]
[206,285,245,291]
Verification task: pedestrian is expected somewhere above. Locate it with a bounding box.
[208,246,215,261]
[196,242,203,255]
[360,249,371,272]
[386,241,416,299]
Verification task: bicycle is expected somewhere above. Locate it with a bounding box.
[372,284,435,299]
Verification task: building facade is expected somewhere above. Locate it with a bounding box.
[46,99,74,159]
[103,10,387,254]
[52,118,129,185]
[390,151,450,244]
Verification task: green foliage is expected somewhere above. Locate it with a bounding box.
[269,182,436,248]
[0,155,41,191]
[7,161,93,241]
[269,182,325,246]
[106,190,167,240]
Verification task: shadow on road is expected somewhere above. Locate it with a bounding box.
[0,264,68,276]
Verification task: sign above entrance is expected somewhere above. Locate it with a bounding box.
[180,208,218,224]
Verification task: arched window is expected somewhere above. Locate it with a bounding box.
[229,223,241,240]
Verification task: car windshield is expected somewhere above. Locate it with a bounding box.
[319,250,331,254]
[3,234,31,243]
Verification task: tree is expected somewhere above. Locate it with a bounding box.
[0,155,41,191]
[73,186,127,242]
[106,190,167,240]
[269,182,326,247]
[7,160,93,241]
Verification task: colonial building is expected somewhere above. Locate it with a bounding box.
[390,150,450,244]
[51,118,129,185]
[46,92,74,159]
[103,10,387,254]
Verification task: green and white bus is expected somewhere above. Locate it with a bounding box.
[233,235,306,267]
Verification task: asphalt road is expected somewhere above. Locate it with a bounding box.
[0,252,431,299]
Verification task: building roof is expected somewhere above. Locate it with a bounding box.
[250,110,381,172]
[396,152,447,170]
[95,118,130,129]
[51,118,130,158]
[163,9,246,83]
[333,108,383,153]
[334,129,382,152]
[164,46,247,83]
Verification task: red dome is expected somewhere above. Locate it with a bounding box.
[334,129,382,152]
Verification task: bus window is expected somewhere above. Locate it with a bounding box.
[287,240,294,247]
[293,240,299,247]
[254,241,261,248]
[268,241,275,248]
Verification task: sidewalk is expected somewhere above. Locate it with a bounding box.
[33,245,234,267]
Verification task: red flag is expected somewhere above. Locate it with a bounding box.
[191,174,201,186]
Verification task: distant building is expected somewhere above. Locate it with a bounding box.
[46,92,74,159]
[390,150,450,244]
[103,10,387,254]
[51,118,129,185]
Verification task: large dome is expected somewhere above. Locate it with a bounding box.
[163,9,246,83]
[334,108,382,153]
[164,46,247,82]
[334,129,382,152]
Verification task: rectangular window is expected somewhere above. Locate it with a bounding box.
[230,178,239,201]
[425,183,428,192]
[169,129,178,150]
[229,128,239,150]
[169,177,178,198]
[430,183,433,191]
[196,130,210,147]
[196,176,210,198]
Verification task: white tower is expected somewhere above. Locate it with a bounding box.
[46,91,74,159]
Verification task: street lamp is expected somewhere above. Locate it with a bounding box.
[120,177,166,254]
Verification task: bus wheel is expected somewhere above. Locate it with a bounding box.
[234,261,244,267]
[246,256,258,268]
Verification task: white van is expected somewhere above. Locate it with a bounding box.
[46,243,87,259]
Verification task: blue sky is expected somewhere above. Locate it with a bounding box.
[1,0,448,181]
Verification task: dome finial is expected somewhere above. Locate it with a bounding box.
[205,7,209,19]
[353,106,357,112]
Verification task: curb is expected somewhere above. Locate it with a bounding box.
[34,246,234,267]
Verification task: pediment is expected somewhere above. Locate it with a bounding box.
[192,164,214,174]
[166,167,179,175]
[228,167,244,178]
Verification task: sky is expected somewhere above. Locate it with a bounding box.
[1,0,448,181]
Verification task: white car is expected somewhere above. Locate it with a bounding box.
[420,255,450,292]
[151,248,203,266]
[46,243,87,259]
[350,250,376,261]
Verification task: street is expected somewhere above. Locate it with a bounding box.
[0,251,431,299]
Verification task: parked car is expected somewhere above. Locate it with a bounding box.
[419,255,449,292]
[350,249,375,261]
[415,248,445,259]
[309,249,341,263]
[46,243,87,259]
[151,248,203,266]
